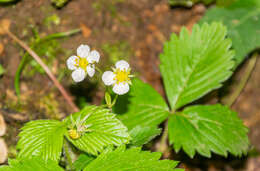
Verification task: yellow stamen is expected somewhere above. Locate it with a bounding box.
[114,69,130,84]
[68,129,80,140]
[75,57,89,70]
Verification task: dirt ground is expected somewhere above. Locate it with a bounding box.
[0,0,260,170]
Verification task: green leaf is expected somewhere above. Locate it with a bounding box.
[0,157,64,171]
[168,104,249,158]
[64,105,130,156]
[84,145,182,171]
[73,153,95,171]
[160,22,234,110]
[52,0,70,8]
[0,0,17,2]
[114,79,169,145]
[116,79,169,130]
[129,125,161,146]
[17,120,66,162]
[200,0,260,67]
[0,64,5,76]
[226,0,260,9]
[168,0,194,7]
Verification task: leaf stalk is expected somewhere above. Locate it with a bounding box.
[223,53,258,107]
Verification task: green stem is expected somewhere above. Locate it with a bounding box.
[159,120,169,155]
[222,53,258,107]
[95,66,103,74]
[64,139,73,170]
[158,110,176,157]
[41,29,81,41]
[111,94,118,107]
[14,54,28,98]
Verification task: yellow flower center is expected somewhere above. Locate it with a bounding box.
[68,129,80,140]
[114,69,130,84]
[75,57,89,70]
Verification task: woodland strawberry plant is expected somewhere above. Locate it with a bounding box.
[0,22,250,171]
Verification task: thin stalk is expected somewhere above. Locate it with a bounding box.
[41,29,81,41]
[6,29,79,112]
[158,110,175,157]
[95,66,103,74]
[223,53,258,107]
[159,120,169,156]
[14,54,28,98]
[64,139,73,170]
[111,94,118,107]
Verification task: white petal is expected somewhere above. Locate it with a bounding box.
[77,44,90,58]
[102,71,115,86]
[66,56,77,70]
[88,50,100,63]
[115,60,129,70]
[113,83,129,95]
[71,68,86,82]
[87,65,95,77]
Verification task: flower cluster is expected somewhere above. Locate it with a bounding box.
[67,44,132,95]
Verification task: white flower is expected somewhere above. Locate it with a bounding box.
[102,60,133,95]
[67,44,100,82]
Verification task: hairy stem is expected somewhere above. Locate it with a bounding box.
[95,66,103,74]
[64,139,73,170]
[223,53,258,107]
[158,120,170,158]
[6,30,79,112]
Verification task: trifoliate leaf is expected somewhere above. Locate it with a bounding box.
[168,104,249,158]
[160,22,234,110]
[73,153,95,171]
[84,145,182,171]
[17,120,66,162]
[200,0,260,67]
[0,157,64,171]
[129,125,161,146]
[64,105,130,156]
[116,79,169,130]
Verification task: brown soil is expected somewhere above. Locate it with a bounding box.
[0,0,259,170]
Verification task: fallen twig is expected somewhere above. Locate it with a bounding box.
[14,28,81,98]
[1,19,79,112]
